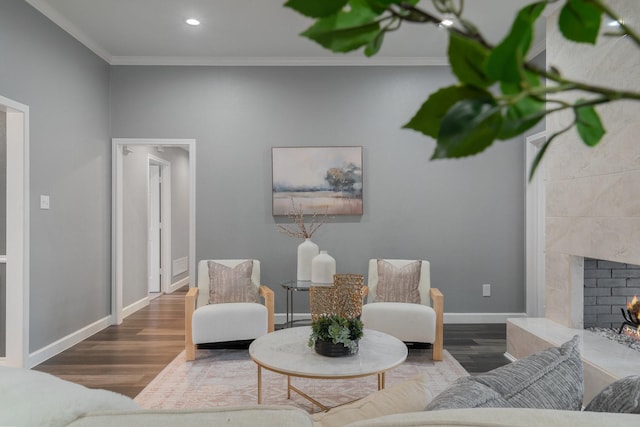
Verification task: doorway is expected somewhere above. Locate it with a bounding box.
[0,95,29,367]
[112,139,196,325]
[147,155,170,300]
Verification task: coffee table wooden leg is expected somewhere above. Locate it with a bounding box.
[257,365,262,404]
[287,375,291,399]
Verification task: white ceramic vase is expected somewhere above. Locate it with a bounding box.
[297,239,319,281]
[311,250,336,284]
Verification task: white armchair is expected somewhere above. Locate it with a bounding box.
[360,259,443,361]
[185,259,274,361]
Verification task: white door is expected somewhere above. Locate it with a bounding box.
[148,164,161,294]
[0,96,28,367]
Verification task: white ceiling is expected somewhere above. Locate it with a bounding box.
[24,0,547,66]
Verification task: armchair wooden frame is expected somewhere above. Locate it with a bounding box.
[430,287,444,361]
[185,285,274,361]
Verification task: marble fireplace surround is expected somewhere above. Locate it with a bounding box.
[506,1,640,405]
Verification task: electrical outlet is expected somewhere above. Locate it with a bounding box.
[482,283,491,297]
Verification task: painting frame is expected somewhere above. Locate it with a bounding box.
[272,146,364,216]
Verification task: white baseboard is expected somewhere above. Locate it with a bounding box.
[28,316,111,368]
[168,276,189,293]
[275,313,311,325]
[443,313,527,324]
[275,312,527,325]
[122,296,149,319]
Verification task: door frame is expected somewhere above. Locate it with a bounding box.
[525,131,547,318]
[112,138,195,325]
[0,95,30,367]
[147,154,171,296]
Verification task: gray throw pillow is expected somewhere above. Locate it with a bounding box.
[425,335,583,411]
[584,375,640,413]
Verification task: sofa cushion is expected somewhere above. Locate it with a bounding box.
[0,366,140,427]
[584,375,640,413]
[68,405,313,427]
[425,335,583,411]
[208,259,258,304]
[343,408,640,427]
[374,259,421,303]
[312,373,433,427]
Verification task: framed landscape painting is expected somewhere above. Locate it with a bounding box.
[272,146,363,216]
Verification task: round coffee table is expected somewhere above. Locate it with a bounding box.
[249,326,407,410]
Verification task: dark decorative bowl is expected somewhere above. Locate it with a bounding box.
[314,339,359,357]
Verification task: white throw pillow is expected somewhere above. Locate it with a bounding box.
[0,366,140,427]
[312,373,433,427]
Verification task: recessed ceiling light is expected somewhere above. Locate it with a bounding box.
[440,18,454,27]
[185,18,200,26]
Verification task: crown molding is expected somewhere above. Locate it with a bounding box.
[109,55,451,67]
[24,0,112,63]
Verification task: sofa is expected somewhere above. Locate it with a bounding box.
[3,336,640,426]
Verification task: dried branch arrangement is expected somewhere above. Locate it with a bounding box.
[277,198,328,240]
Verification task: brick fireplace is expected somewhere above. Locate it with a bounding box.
[584,258,640,329]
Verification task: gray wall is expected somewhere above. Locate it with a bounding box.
[0,111,5,356]
[123,146,190,306]
[111,66,525,314]
[0,0,111,351]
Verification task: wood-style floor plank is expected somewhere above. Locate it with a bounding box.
[34,288,509,398]
[34,287,188,398]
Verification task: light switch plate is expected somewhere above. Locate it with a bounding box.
[482,283,491,297]
[40,195,50,210]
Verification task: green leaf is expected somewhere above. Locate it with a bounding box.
[559,0,602,44]
[433,96,504,159]
[364,0,419,13]
[498,72,545,139]
[284,0,348,18]
[403,85,489,138]
[498,102,546,140]
[301,0,380,53]
[575,102,605,146]
[364,29,385,56]
[448,33,494,88]
[485,2,546,83]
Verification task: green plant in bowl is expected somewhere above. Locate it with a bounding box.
[308,314,364,355]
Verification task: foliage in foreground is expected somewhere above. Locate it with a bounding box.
[284,0,640,178]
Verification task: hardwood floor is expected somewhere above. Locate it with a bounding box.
[34,288,188,398]
[34,289,509,398]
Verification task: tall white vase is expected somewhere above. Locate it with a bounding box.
[297,239,319,281]
[311,250,336,284]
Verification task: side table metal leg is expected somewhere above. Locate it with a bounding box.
[378,372,385,390]
[287,375,291,399]
[257,365,262,404]
[286,289,291,327]
[290,290,294,327]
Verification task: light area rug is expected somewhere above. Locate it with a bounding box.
[135,348,468,413]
